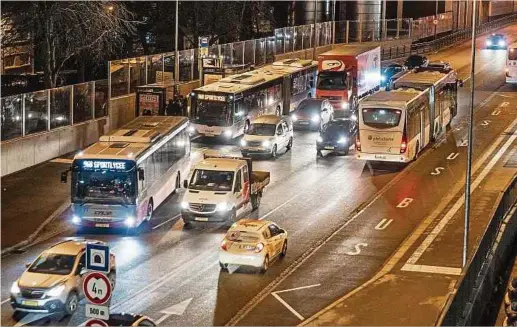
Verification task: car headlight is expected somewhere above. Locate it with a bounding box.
[216,202,229,211]
[499,40,505,47]
[262,140,271,147]
[341,102,349,109]
[46,284,66,297]
[240,139,247,147]
[351,114,357,121]
[291,114,298,121]
[311,114,320,122]
[125,216,135,227]
[486,40,492,46]
[338,136,348,144]
[317,136,323,143]
[188,126,196,133]
[72,215,81,225]
[11,282,20,294]
[223,130,232,138]
[181,202,189,210]
[381,75,386,82]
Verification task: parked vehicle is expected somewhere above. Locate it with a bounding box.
[240,115,293,158]
[316,45,381,111]
[506,42,517,84]
[404,54,429,69]
[381,63,408,90]
[181,154,270,226]
[486,33,507,49]
[290,99,334,130]
[219,219,287,273]
[317,117,357,156]
[10,239,116,316]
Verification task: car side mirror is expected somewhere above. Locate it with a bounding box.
[138,168,145,181]
[25,262,31,268]
[79,268,88,276]
[61,170,69,183]
[183,180,188,188]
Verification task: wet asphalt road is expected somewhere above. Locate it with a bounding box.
[1,24,517,326]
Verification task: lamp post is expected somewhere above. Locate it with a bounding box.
[174,0,179,83]
[463,0,478,268]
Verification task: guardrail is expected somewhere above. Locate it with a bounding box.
[439,173,517,326]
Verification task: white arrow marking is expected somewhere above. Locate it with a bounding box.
[14,313,52,327]
[271,284,321,320]
[481,120,490,126]
[155,298,193,325]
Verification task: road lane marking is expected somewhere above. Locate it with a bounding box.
[401,264,462,275]
[447,152,459,160]
[152,214,181,230]
[396,198,413,208]
[346,243,368,256]
[50,158,73,164]
[155,298,193,325]
[300,114,517,326]
[272,284,321,320]
[482,120,490,126]
[431,167,445,175]
[259,193,302,220]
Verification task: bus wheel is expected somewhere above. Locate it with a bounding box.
[146,200,154,221]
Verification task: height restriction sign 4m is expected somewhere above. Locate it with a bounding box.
[83,272,112,305]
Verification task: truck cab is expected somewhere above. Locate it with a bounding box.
[181,154,269,226]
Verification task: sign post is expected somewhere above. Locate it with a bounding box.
[84,243,112,326]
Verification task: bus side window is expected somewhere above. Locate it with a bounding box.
[243,164,249,184]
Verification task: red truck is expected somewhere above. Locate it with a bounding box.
[316,45,381,114]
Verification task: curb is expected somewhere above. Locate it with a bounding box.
[1,200,71,256]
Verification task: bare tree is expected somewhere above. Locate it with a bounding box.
[1,1,137,88]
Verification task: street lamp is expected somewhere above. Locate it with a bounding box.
[107,5,114,12]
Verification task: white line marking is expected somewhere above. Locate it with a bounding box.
[272,284,321,320]
[401,264,462,276]
[152,214,181,230]
[50,158,73,164]
[405,122,517,266]
[374,219,393,230]
[1,298,10,305]
[259,193,302,220]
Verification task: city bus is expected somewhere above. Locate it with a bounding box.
[188,58,317,139]
[506,42,517,84]
[61,116,191,231]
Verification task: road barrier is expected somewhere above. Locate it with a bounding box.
[438,173,517,326]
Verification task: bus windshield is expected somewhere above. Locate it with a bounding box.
[72,160,136,205]
[189,169,234,191]
[317,71,347,90]
[193,99,231,126]
[509,48,517,61]
[247,123,276,136]
[362,108,402,129]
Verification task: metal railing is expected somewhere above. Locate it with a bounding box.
[1,79,108,141]
[439,174,517,325]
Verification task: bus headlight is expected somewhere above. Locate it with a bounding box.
[341,102,349,109]
[262,140,271,148]
[291,114,298,121]
[223,130,232,138]
[11,282,20,295]
[338,136,348,144]
[240,139,247,147]
[486,40,492,46]
[216,202,229,211]
[72,215,81,225]
[181,202,189,210]
[499,40,506,47]
[317,136,323,143]
[125,216,135,227]
[311,115,320,122]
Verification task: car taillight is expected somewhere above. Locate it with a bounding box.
[220,239,228,251]
[255,243,264,253]
[400,130,408,154]
[355,133,361,151]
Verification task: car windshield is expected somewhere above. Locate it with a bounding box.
[297,101,320,114]
[324,122,347,136]
[247,123,275,136]
[362,108,402,129]
[226,230,260,243]
[193,99,231,126]
[72,160,136,205]
[317,72,347,90]
[189,169,234,191]
[28,253,76,275]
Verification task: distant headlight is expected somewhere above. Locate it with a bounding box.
[317,136,323,143]
[125,216,135,227]
[262,140,271,147]
[72,215,81,225]
[338,136,348,144]
[499,40,506,47]
[223,130,232,138]
[181,202,189,209]
[240,139,247,147]
[188,126,196,133]
[11,282,20,294]
[341,102,349,109]
[46,284,66,297]
[311,114,320,122]
[291,114,298,121]
[216,202,229,211]
[486,40,492,46]
[381,75,386,82]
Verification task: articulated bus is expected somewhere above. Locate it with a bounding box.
[188,58,317,139]
[506,42,517,84]
[61,116,191,231]
[356,69,461,163]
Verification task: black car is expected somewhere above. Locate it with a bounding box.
[381,63,408,89]
[423,61,452,73]
[106,313,156,326]
[486,33,507,49]
[316,118,357,156]
[404,54,429,69]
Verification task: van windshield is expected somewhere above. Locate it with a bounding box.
[247,123,276,136]
[189,169,234,191]
[362,108,402,129]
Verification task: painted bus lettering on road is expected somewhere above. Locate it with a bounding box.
[500,101,509,107]
[346,243,368,256]
[431,167,445,176]
[396,198,413,208]
[374,219,393,231]
[459,139,468,147]
[492,109,501,116]
[481,120,490,126]
[447,153,459,160]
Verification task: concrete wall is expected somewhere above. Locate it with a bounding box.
[1,118,107,176]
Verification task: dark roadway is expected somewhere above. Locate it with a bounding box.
[1,24,517,326]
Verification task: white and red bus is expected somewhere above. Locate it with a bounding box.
[506,42,517,84]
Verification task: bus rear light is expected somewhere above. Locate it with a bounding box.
[355,134,361,152]
[400,132,408,154]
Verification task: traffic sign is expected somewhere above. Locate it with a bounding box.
[199,36,209,57]
[85,304,110,320]
[83,272,112,305]
[85,318,109,327]
[86,243,110,272]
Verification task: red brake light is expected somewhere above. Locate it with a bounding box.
[255,243,264,253]
[400,130,408,154]
[355,133,361,151]
[220,239,228,251]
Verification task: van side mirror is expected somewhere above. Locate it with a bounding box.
[61,169,69,183]
[138,168,145,181]
[25,262,31,268]
[183,180,188,188]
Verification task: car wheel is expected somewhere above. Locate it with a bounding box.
[286,137,293,151]
[108,271,116,289]
[342,141,350,155]
[64,291,79,316]
[260,255,269,273]
[219,262,228,272]
[280,241,287,257]
[271,145,277,159]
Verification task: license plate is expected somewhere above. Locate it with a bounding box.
[325,146,334,150]
[240,245,255,250]
[375,155,387,159]
[298,121,309,125]
[195,217,209,221]
[95,223,110,228]
[22,300,39,307]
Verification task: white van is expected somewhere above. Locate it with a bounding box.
[240,115,294,158]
